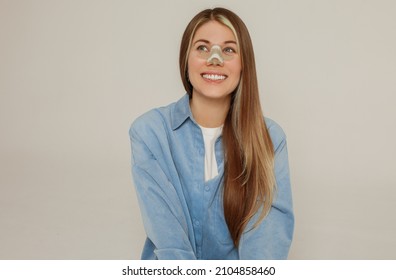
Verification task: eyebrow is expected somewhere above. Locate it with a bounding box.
[193,39,237,45]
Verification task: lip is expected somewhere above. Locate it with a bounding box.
[201,71,228,77]
[200,71,228,83]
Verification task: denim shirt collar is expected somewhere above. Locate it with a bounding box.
[171,94,194,130]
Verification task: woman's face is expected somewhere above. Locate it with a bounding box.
[188,20,242,102]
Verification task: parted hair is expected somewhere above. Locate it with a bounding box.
[179,7,275,246]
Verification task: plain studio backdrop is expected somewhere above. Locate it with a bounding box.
[1,0,395,259]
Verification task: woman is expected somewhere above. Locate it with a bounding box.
[129,7,294,260]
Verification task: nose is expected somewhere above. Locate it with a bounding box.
[206,46,224,66]
[207,53,224,66]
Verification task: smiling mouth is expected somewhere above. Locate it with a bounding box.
[201,74,227,81]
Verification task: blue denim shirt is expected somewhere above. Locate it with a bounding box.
[129,94,294,260]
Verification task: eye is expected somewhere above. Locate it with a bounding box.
[223,47,236,54]
[197,45,209,52]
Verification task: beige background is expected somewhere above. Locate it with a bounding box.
[1,0,395,259]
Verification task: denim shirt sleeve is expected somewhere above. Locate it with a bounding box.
[238,119,294,259]
[129,114,197,260]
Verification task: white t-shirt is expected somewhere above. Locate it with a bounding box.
[198,125,223,182]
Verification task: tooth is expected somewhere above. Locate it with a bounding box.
[203,74,225,80]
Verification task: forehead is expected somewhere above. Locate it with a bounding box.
[192,20,236,44]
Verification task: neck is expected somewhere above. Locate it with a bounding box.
[190,93,230,128]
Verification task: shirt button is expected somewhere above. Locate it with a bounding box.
[205,185,210,192]
[194,220,200,226]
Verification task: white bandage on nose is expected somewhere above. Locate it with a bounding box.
[207,45,224,65]
[197,45,234,65]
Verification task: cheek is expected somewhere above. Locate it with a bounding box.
[188,53,199,68]
[187,55,202,87]
[230,59,242,74]
[187,54,193,69]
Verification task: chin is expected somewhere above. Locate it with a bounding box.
[200,91,232,100]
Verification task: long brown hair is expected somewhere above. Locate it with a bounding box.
[179,8,275,246]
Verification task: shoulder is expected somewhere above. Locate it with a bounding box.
[264,117,287,150]
[129,94,191,139]
[129,102,175,140]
